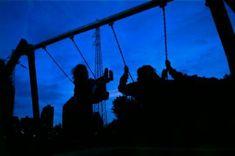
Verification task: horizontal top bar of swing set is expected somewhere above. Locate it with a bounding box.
[33,0,173,50]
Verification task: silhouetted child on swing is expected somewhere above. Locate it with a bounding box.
[63,64,113,139]
[118,65,166,102]
[118,65,167,116]
[73,64,113,117]
[118,65,174,141]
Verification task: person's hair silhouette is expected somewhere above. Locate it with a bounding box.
[137,65,161,82]
[118,65,162,100]
[72,64,89,83]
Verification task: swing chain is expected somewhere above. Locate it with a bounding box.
[42,46,74,83]
[160,0,169,79]
[70,36,96,78]
[109,22,135,82]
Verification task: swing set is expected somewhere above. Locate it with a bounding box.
[43,2,170,81]
[8,0,235,121]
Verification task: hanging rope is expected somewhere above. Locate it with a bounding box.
[70,36,96,78]
[109,23,134,82]
[43,47,73,83]
[160,2,169,80]
[162,6,168,61]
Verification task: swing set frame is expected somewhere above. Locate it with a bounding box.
[18,0,173,121]
[10,0,235,121]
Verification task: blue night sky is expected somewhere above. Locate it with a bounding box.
[0,0,234,125]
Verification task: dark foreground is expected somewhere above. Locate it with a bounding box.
[1,80,235,156]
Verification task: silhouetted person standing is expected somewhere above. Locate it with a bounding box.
[118,65,174,143]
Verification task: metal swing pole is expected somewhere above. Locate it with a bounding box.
[15,0,173,122]
[32,0,173,50]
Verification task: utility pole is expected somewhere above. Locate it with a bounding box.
[94,27,107,125]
